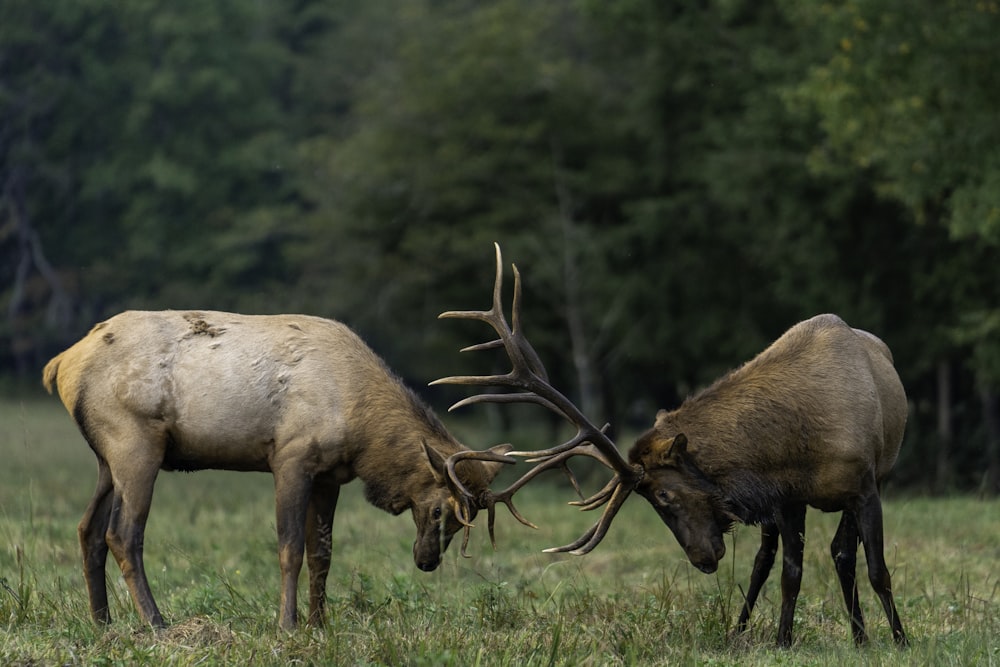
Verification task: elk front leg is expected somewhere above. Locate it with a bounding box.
[305,476,340,627]
[776,503,807,647]
[830,511,866,645]
[856,490,907,646]
[736,522,779,635]
[273,464,313,631]
[79,458,114,624]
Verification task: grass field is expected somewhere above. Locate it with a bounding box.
[1,398,998,666]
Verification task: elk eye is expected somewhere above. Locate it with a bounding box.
[656,490,670,505]
[432,507,442,520]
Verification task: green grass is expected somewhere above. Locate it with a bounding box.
[1,399,998,665]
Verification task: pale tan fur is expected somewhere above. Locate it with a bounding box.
[44,310,503,630]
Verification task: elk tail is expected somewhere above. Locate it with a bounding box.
[42,352,64,394]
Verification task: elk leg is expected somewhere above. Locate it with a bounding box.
[776,503,807,647]
[736,521,779,634]
[856,491,907,646]
[273,465,313,631]
[830,511,866,645]
[104,455,164,628]
[79,458,114,624]
[305,476,340,627]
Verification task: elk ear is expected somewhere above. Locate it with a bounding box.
[479,444,513,483]
[421,439,448,484]
[668,433,688,458]
[649,433,688,468]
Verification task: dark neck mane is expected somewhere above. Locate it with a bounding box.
[349,368,465,515]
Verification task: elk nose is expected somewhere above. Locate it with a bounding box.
[694,560,718,574]
[416,558,440,572]
[690,544,722,574]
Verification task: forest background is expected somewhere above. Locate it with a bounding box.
[2,0,998,493]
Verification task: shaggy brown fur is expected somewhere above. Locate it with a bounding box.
[629,314,907,647]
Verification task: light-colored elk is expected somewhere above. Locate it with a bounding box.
[436,244,907,647]
[43,310,509,630]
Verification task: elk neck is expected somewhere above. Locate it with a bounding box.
[345,375,468,515]
[659,388,815,526]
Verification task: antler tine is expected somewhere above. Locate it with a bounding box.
[435,246,549,391]
[569,474,620,511]
[446,440,602,550]
[445,439,596,513]
[435,243,635,481]
[444,428,625,551]
[509,424,615,467]
[445,447,518,505]
[443,446,517,558]
[434,242,643,556]
[435,388,567,418]
[543,480,634,555]
[509,263,549,382]
[444,448,537,551]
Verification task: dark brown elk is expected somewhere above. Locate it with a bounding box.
[629,314,908,646]
[435,245,907,648]
[42,310,509,630]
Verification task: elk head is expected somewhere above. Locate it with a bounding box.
[412,440,513,569]
[431,243,644,555]
[629,423,729,573]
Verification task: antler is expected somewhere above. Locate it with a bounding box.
[432,243,643,555]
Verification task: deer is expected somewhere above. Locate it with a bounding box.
[433,244,908,648]
[42,310,512,631]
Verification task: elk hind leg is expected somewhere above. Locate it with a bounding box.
[306,476,340,627]
[776,503,807,647]
[104,452,165,628]
[857,491,907,646]
[831,511,866,645]
[736,522,779,635]
[79,458,114,624]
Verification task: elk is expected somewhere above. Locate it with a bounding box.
[42,310,510,630]
[629,314,908,647]
[435,244,907,648]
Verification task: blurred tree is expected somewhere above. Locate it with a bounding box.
[1,0,303,366]
[1,0,996,490]
[577,1,866,411]
[787,0,1000,492]
[1,0,115,372]
[291,0,650,422]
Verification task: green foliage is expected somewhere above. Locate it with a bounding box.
[2,0,1000,490]
[1,0,300,312]
[789,0,1000,240]
[786,0,1000,394]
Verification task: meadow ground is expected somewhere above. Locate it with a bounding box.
[1,398,997,665]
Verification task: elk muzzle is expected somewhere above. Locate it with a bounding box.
[678,528,727,574]
[413,534,447,572]
[412,511,459,571]
[413,547,441,572]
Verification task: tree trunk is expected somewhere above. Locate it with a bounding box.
[979,383,1000,496]
[4,166,73,375]
[934,360,953,494]
[551,142,602,422]
[561,235,602,422]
